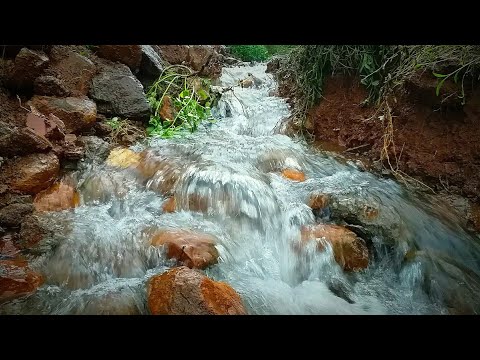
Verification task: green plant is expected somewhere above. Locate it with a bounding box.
[227,45,269,62]
[264,45,297,56]
[146,65,215,139]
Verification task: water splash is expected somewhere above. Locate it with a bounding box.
[3,63,480,315]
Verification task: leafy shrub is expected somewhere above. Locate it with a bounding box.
[146,65,216,138]
[227,45,269,62]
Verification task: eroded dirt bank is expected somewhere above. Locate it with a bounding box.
[276,72,480,231]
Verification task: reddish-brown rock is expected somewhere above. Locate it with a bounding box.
[5,152,60,194]
[282,169,306,182]
[47,48,96,96]
[150,229,219,269]
[29,96,97,134]
[187,45,214,71]
[34,182,80,212]
[0,259,44,303]
[300,224,369,271]
[0,123,52,157]
[147,266,246,315]
[97,45,142,71]
[6,48,49,91]
[156,45,190,65]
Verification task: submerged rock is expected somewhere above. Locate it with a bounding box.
[147,266,246,315]
[19,215,51,249]
[300,224,369,271]
[282,168,306,182]
[149,229,219,269]
[402,250,480,315]
[34,181,80,212]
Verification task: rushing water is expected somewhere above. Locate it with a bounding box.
[3,64,480,315]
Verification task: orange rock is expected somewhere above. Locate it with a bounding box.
[300,224,369,271]
[308,193,330,210]
[34,181,80,212]
[0,259,44,303]
[162,197,176,213]
[150,229,219,269]
[282,169,306,182]
[136,151,181,195]
[147,266,246,315]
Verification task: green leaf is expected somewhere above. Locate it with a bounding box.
[436,78,447,96]
[197,89,209,100]
[454,71,459,84]
[433,72,448,78]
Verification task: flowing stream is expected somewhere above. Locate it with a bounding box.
[3,64,480,315]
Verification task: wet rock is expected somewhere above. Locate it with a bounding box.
[26,113,66,142]
[403,250,480,314]
[137,45,165,87]
[0,259,44,303]
[0,122,52,157]
[199,52,223,79]
[29,96,97,134]
[47,48,96,96]
[282,169,306,182]
[5,152,60,194]
[34,181,80,212]
[147,266,246,315]
[0,203,34,227]
[33,75,70,97]
[300,224,369,271]
[137,151,182,195]
[156,45,190,65]
[150,229,219,269]
[18,215,50,249]
[5,48,49,91]
[89,62,150,121]
[62,134,85,160]
[105,147,141,169]
[162,197,176,213]
[308,193,330,210]
[0,235,20,258]
[97,45,142,71]
[240,78,254,88]
[77,135,110,163]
